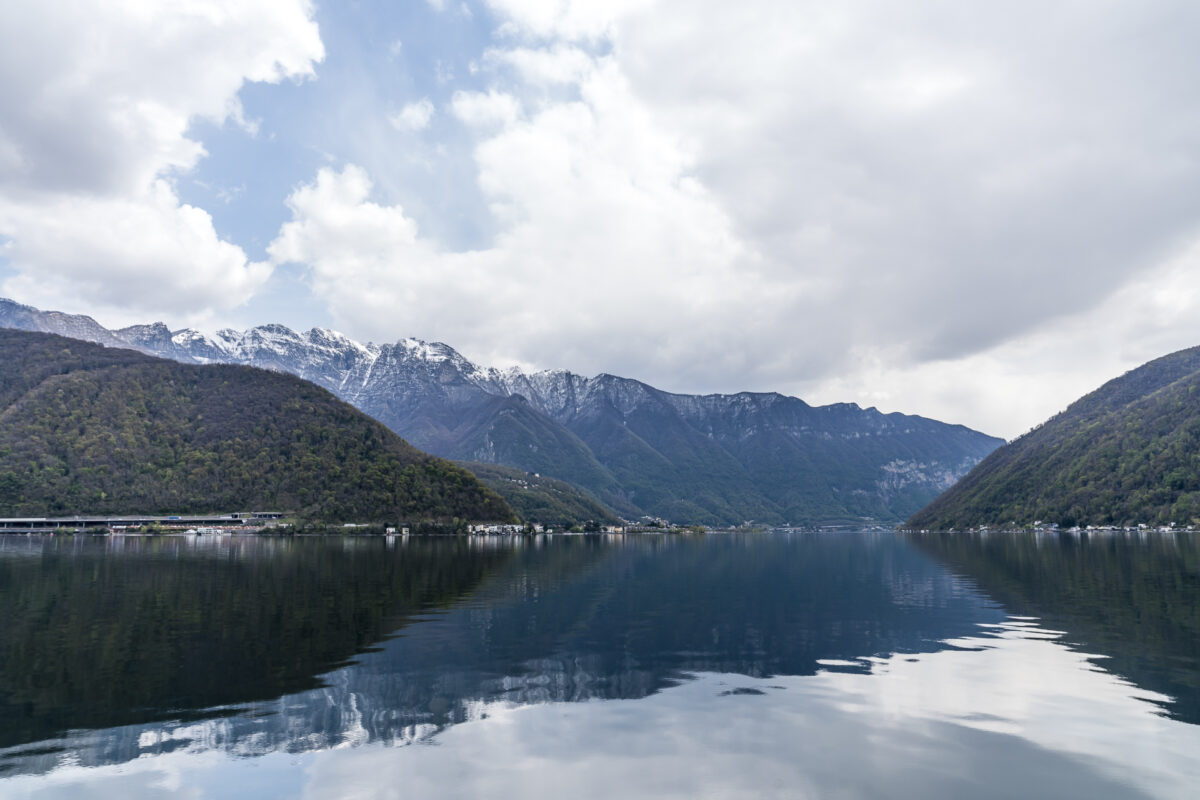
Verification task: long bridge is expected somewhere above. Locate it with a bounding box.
[0,512,285,531]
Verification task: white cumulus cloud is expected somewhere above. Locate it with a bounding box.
[263,0,1200,437]
[2,181,272,314]
[268,58,774,381]
[451,90,523,129]
[503,1,1200,435]
[389,99,436,132]
[0,0,323,325]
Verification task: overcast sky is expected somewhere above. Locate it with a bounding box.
[2,0,1199,439]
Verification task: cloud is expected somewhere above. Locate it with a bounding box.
[269,165,422,270]
[486,44,596,87]
[451,90,522,129]
[808,232,1200,438]
[0,0,1188,440]
[485,0,649,41]
[268,64,778,381]
[2,181,272,316]
[389,99,436,132]
[269,165,483,327]
[274,0,1200,436]
[0,0,323,325]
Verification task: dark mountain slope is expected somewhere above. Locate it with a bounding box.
[0,330,514,523]
[909,345,1200,529]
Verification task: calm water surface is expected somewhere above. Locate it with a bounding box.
[0,530,1197,798]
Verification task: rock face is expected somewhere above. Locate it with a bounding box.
[0,297,1003,524]
[909,344,1200,530]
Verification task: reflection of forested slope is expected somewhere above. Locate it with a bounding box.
[0,536,512,749]
[911,530,1200,724]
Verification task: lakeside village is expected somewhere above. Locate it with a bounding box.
[0,511,681,536]
[4,512,1192,536]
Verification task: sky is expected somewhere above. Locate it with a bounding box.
[2,1,1200,440]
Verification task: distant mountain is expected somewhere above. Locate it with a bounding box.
[0,329,514,524]
[0,298,1003,525]
[908,345,1200,529]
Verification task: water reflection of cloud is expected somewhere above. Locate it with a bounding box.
[297,652,1172,800]
[7,620,1195,800]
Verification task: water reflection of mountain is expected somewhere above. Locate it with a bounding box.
[0,535,514,749]
[911,530,1200,725]
[0,532,1004,775]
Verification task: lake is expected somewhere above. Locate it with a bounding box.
[0,530,1197,798]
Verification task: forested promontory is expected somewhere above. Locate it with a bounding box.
[0,330,515,524]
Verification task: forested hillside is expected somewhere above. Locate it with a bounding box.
[909,345,1200,529]
[0,330,515,523]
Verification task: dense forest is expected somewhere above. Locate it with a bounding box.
[459,461,623,527]
[908,345,1200,529]
[0,330,515,523]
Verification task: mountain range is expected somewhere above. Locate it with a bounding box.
[908,344,1200,529]
[0,297,1003,525]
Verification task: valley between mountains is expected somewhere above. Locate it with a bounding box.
[0,298,1003,526]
